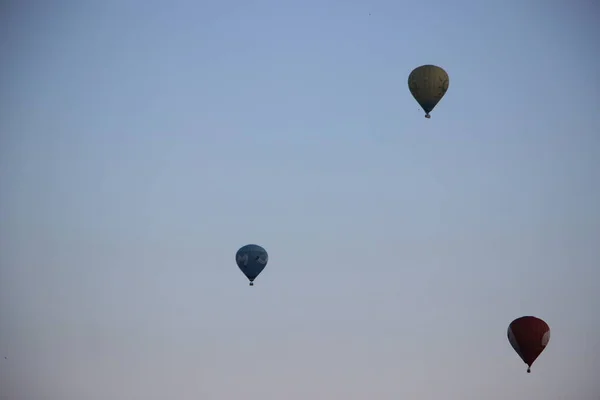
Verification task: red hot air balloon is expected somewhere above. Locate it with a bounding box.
[507,316,550,373]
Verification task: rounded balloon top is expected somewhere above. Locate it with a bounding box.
[235,244,269,286]
[408,64,449,118]
[236,244,267,254]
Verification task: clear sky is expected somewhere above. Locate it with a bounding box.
[1,1,599,399]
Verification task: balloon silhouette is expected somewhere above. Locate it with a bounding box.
[408,64,449,118]
[507,316,550,373]
[235,244,268,286]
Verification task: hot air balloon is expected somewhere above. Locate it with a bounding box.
[235,244,268,286]
[408,64,449,118]
[507,316,550,373]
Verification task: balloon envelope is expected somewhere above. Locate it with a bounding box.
[235,244,268,285]
[507,316,550,372]
[408,64,449,118]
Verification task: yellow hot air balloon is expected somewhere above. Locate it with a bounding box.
[408,65,449,118]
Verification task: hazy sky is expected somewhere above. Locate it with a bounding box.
[1,1,599,399]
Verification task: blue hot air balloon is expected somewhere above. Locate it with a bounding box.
[235,244,268,286]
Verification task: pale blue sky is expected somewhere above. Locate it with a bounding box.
[1,1,599,399]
